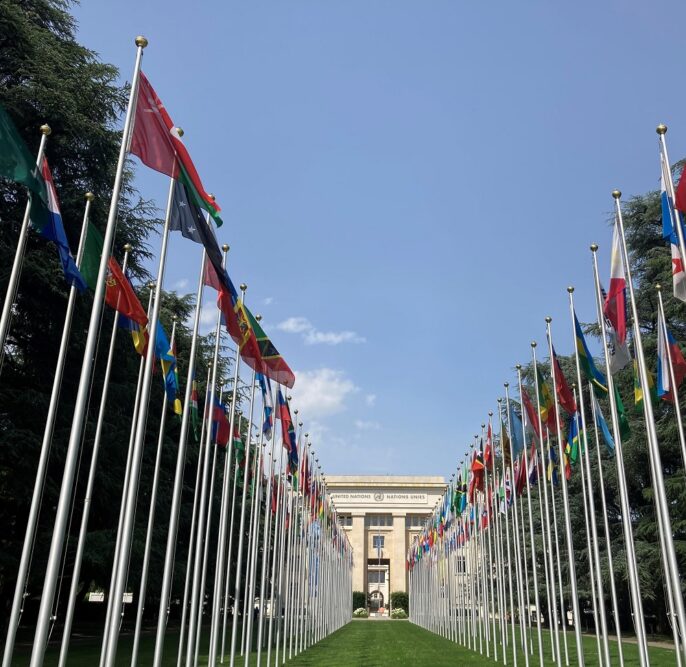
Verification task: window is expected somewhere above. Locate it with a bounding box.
[365,514,392,527]
[339,515,353,527]
[368,570,386,584]
[405,515,428,529]
[372,535,385,550]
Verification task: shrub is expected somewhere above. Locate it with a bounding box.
[352,591,367,611]
[390,591,409,612]
[353,608,369,618]
[391,608,408,619]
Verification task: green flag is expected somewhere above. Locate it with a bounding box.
[614,385,631,438]
[80,223,103,290]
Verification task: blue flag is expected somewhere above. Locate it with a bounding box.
[592,391,615,455]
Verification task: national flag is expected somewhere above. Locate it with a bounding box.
[614,384,631,438]
[521,387,541,441]
[156,324,182,414]
[600,289,631,374]
[603,222,627,345]
[527,442,539,485]
[38,160,87,291]
[591,389,615,455]
[104,257,148,326]
[535,365,557,431]
[190,374,200,441]
[484,423,493,470]
[245,306,295,388]
[468,451,485,503]
[565,413,580,469]
[547,444,559,486]
[257,372,274,439]
[552,347,577,415]
[574,312,607,392]
[277,390,298,470]
[634,358,658,411]
[79,223,103,291]
[657,312,686,403]
[674,158,686,214]
[212,397,230,447]
[130,73,222,225]
[507,401,525,459]
[500,417,511,469]
[514,450,527,496]
[661,156,686,302]
[118,313,149,356]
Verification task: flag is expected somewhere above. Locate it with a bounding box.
[80,223,103,291]
[190,374,200,441]
[657,314,686,403]
[468,451,485,504]
[675,160,686,214]
[257,372,274,439]
[104,257,148,326]
[156,324,182,414]
[565,413,580,467]
[500,417,511,469]
[634,358,657,411]
[277,390,298,470]
[245,306,295,388]
[536,365,557,431]
[600,288,631,374]
[514,450,527,496]
[603,222,627,345]
[484,423,493,470]
[614,384,631,438]
[527,442,539,485]
[130,72,222,225]
[169,179,225,281]
[552,347,577,415]
[507,401,525,458]
[661,156,686,302]
[574,312,607,392]
[118,313,149,355]
[592,389,615,455]
[547,444,559,486]
[38,160,87,291]
[521,387,541,441]
[212,397,230,447]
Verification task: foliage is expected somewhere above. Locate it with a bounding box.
[390,608,408,619]
[390,590,408,612]
[352,607,369,618]
[352,590,367,611]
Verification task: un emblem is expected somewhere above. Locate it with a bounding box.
[374,492,384,502]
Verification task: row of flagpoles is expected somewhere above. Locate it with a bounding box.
[407,125,686,666]
[0,36,352,666]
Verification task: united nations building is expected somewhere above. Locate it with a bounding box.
[327,476,446,615]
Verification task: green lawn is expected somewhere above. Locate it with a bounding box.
[11,620,678,665]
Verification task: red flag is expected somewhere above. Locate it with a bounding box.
[552,348,577,415]
[676,169,686,214]
[484,423,493,470]
[521,387,540,441]
[105,257,148,326]
[514,451,527,496]
[468,452,485,504]
[130,72,220,219]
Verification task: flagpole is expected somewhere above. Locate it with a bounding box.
[566,288,611,665]
[177,361,213,667]
[531,343,561,665]
[0,123,51,357]
[484,419,499,663]
[228,370,258,666]
[613,190,686,662]
[130,315,179,666]
[184,249,228,667]
[656,285,686,470]
[656,125,686,274]
[590,243,649,665]
[514,457,533,658]
[29,36,147,667]
[153,241,209,667]
[515,367,544,667]
[2,191,93,667]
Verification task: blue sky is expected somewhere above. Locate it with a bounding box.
[73,0,686,477]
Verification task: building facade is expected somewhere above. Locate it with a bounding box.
[326,475,445,614]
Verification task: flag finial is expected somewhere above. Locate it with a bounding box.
[488,411,493,416]
[135,35,148,48]
[240,283,247,291]
[531,341,537,348]
[657,123,668,135]
[40,124,51,135]
[255,314,262,321]
[656,283,662,292]
[222,244,229,252]
[481,422,485,428]
[123,243,132,252]
[612,189,622,199]
[504,381,509,388]
[545,316,552,323]
[85,191,95,201]
[515,363,522,370]
[590,243,598,252]
[567,285,574,293]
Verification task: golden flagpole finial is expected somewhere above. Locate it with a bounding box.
[657,123,668,135]
[85,192,95,201]
[40,124,51,136]
[612,189,621,200]
[135,35,148,48]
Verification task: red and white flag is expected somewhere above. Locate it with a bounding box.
[603,222,627,345]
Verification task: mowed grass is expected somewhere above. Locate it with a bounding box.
[11,620,678,665]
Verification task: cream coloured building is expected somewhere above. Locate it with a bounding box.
[326,475,445,614]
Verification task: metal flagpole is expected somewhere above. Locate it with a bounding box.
[65,253,147,667]
[484,419,499,663]
[102,170,175,666]
[514,458,533,658]
[567,287,611,667]
[29,36,147,667]
[267,444,286,665]
[531,343,561,665]
[184,250,228,667]
[535,456,554,663]
[615,186,686,660]
[0,123,51,357]
[2,191,92,667]
[515,365,544,667]
[588,384,624,667]
[504,385,529,666]
[152,241,209,667]
[177,362,213,667]
[228,371,259,666]
[130,316,179,666]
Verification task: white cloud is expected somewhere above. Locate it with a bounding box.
[277,316,365,346]
[172,278,189,292]
[290,368,358,418]
[365,393,377,407]
[197,303,218,334]
[354,419,380,431]
[263,296,274,306]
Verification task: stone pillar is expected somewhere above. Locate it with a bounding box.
[391,514,407,594]
[350,513,366,593]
